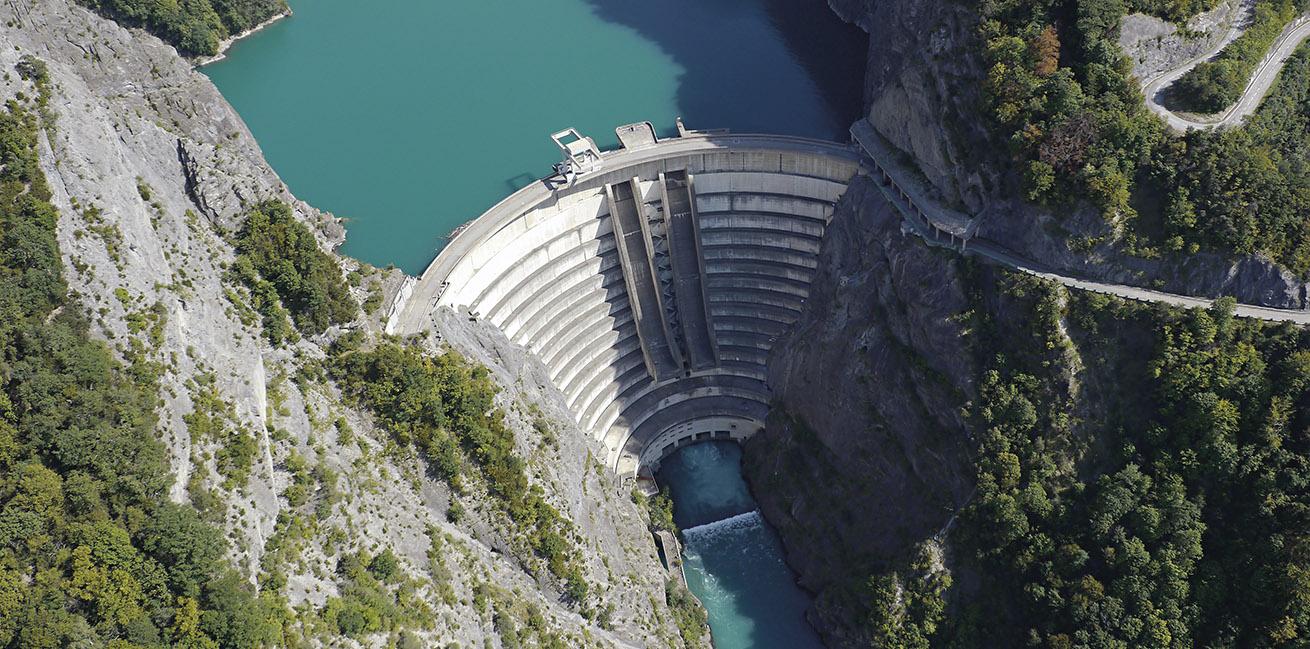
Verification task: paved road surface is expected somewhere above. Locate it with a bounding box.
[852,120,1310,325]
[1143,4,1310,131]
[967,239,1310,324]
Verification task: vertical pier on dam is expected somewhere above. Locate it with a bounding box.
[393,128,860,475]
[606,179,684,382]
[661,170,719,372]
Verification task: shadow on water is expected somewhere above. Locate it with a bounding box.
[504,172,540,193]
[757,0,870,118]
[579,0,868,140]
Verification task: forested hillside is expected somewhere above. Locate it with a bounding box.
[747,179,1310,646]
[936,274,1310,647]
[1170,0,1310,112]
[76,0,287,55]
[980,0,1310,271]
[0,82,281,647]
[1164,45,1310,271]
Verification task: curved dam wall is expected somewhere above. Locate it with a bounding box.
[393,133,860,475]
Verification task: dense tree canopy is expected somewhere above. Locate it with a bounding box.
[76,0,288,56]
[0,97,281,647]
[1152,44,1310,269]
[232,200,356,343]
[980,0,1162,221]
[916,272,1310,647]
[979,0,1310,271]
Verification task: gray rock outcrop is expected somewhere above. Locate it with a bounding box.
[744,175,976,646]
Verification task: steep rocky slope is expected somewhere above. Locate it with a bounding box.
[829,0,1310,308]
[828,0,992,211]
[0,0,686,646]
[744,174,977,644]
[744,174,1158,646]
[749,2,1310,645]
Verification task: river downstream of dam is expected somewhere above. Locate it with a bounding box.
[658,442,824,648]
[204,0,865,645]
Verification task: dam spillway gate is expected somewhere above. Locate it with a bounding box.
[393,129,861,476]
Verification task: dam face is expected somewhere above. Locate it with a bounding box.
[393,129,860,475]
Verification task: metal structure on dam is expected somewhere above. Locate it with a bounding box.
[391,122,861,476]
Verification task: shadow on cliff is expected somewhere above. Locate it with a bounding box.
[578,0,868,140]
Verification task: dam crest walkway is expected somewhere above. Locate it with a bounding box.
[391,129,863,474]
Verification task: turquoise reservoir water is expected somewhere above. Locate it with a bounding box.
[657,442,823,648]
[203,0,866,274]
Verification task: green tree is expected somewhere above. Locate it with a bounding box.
[140,503,226,598]
[232,200,356,341]
[75,0,287,56]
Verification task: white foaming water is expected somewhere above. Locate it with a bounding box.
[682,510,764,541]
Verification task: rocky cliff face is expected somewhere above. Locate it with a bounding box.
[828,0,994,212]
[743,176,1143,647]
[829,0,1310,309]
[1119,1,1248,80]
[744,174,977,646]
[747,1,1310,644]
[977,200,1310,308]
[1,0,681,645]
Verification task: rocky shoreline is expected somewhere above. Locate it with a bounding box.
[194,6,293,67]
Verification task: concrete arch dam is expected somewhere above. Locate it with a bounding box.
[391,131,861,476]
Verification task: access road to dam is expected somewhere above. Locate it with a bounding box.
[1142,2,1310,131]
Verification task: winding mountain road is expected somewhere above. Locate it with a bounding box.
[848,120,1310,325]
[967,238,1310,325]
[1143,3,1310,131]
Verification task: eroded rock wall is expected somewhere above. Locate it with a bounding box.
[830,0,994,211]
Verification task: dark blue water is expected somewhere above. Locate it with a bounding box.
[657,442,823,649]
[204,0,867,274]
